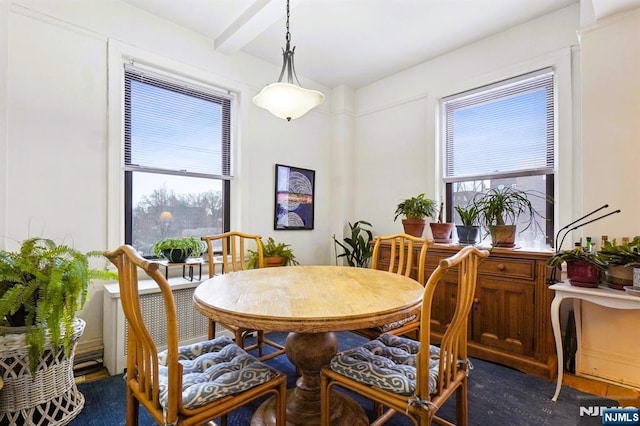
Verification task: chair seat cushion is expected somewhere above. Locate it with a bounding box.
[329,333,440,396]
[157,336,272,409]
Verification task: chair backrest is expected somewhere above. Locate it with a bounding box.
[371,233,430,284]
[201,231,264,278]
[417,245,489,399]
[103,245,183,423]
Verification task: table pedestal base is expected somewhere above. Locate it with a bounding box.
[251,331,368,426]
[252,388,367,426]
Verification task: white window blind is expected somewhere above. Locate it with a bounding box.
[123,65,232,255]
[124,66,232,179]
[443,69,554,182]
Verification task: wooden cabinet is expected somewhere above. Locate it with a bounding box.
[375,241,556,379]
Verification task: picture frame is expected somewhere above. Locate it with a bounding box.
[274,164,315,230]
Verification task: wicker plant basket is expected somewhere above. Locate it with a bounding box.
[0,318,85,425]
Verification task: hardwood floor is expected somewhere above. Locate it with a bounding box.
[73,365,110,385]
[563,371,640,406]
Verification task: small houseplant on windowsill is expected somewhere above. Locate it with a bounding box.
[454,202,481,245]
[247,237,299,269]
[152,236,204,263]
[429,202,454,243]
[394,194,437,238]
[474,186,551,248]
[333,220,374,268]
[546,249,607,288]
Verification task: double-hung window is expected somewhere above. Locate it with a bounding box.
[443,68,555,246]
[124,66,232,257]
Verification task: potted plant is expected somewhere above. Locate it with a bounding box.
[394,193,437,238]
[546,249,607,288]
[598,237,640,290]
[248,237,299,269]
[333,220,374,267]
[0,237,116,373]
[429,201,454,243]
[454,202,481,245]
[152,236,204,263]
[474,186,550,248]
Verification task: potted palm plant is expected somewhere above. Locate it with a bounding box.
[247,237,299,269]
[546,249,607,288]
[454,202,481,245]
[152,236,204,263]
[393,193,437,238]
[474,186,550,247]
[333,220,374,267]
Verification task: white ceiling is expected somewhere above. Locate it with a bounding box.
[120,0,637,89]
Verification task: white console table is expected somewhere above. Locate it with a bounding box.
[550,281,640,401]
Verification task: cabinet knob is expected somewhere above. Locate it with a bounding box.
[497,263,506,271]
[473,298,479,304]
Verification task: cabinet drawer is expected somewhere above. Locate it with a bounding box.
[478,258,535,280]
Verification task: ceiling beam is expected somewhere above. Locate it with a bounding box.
[214,0,302,53]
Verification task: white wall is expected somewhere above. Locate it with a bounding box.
[0,0,8,242]
[1,0,331,349]
[576,5,640,382]
[580,8,640,242]
[352,4,581,239]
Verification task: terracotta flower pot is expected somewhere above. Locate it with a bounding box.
[430,222,454,243]
[265,256,286,267]
[401,219,426,237]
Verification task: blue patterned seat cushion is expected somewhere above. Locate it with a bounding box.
[156,336,272,409]
[329,333,440,396]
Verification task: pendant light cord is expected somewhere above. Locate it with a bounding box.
[286,0,291,44]
[277,0,301,86]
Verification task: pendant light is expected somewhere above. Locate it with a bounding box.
[253,0,324,121]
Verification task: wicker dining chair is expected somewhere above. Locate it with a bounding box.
[104,245,287,426]
[321,245,489,426]
[201,231,285,361]
[353,233,430,340]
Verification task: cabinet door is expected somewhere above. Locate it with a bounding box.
[472,276,535,356]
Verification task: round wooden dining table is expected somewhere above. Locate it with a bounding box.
[193,265,424,426]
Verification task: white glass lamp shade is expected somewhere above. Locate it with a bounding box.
[253,82,325,121]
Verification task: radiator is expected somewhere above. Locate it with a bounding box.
[103,279,209,375]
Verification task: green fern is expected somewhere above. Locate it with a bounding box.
[0,237,116,373]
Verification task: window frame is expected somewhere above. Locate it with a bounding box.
[122,66,232,253]
[441,68,556,245]
[107,41,241,254]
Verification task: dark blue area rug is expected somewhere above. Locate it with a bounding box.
[73,332,614,425]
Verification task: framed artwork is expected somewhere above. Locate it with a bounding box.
[274,164,315,230]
